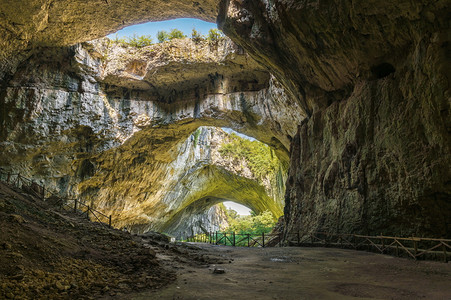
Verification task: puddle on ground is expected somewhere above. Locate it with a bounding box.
[269,256,290,262]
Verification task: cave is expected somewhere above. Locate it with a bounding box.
[0,0,450,298]
[0,0,449,243]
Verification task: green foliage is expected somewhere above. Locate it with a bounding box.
[226,210,276,235]
[157,30,169,43]
[218,133,280,181]
[111,34,153,48]
[168,28,186,40]
[207,28,223,42]
[193,128,201,147]
[191,28,204,43]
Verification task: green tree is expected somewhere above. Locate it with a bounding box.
[207,28,223,42]
[226,210,276,235]
[168,28,186,40]
[127,34,153,48]
[111,34,153,48]
[157,30,169,43]
[191,28,204,43]
[219,133,280,181]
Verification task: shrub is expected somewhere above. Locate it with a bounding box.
[226,210,276,235]
[218,133,279,180]
[157,30,169,43]
[191,28,204,43]
[168,28,186,40]
[207,28,223,43]
[111,34,153,48]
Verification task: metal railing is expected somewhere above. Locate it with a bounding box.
[0,170,112,228]
[187,230,450,262]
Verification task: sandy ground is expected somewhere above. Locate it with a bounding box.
[132,243,451,300]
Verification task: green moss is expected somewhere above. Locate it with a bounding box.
[193,128,201,147]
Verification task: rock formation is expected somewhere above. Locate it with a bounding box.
[0,0,449,238]
[220,0,450,238]
[0,37,293,235]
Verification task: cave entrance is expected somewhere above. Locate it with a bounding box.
[150,126,286,240]
[107,18,220,45]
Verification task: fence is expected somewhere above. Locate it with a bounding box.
[187,230,450,262]
[186,231,282,248]
[0,170,112,228]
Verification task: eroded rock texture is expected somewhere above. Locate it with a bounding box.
[220,0,450,237]
[0,0,449,239]
[0,38,293,234]
[0,0,219,77]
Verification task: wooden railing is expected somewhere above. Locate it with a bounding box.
[186,230,450,262]
[288,231,450,263]
[0,170,112,228]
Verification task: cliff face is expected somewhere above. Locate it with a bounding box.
[0,0,449,238]
[220,0,450,237]
[0,38,292,234]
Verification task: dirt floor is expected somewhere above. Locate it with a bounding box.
[0,182,226,299]
[1,181,450,299]
[133,243,451,300]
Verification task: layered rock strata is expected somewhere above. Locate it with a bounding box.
[0,0,449,238]
[0,38,293,234]
[220,0,450,237]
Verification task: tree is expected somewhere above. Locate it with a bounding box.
[207,28,223,42]
[168,28,186,40]
[157,30,169,43]
[128,34,153,48]
[226,210,276,235]
[191,28,204,43]
[111,34,152,48]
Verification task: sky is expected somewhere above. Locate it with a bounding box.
[223,201,252,216]
[108,18,217,39]
[221,127,257,141]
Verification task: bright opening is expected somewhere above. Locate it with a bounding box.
[222,201,252,216]
[108,18,217,39]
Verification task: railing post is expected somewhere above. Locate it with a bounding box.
[413,237,418,259]
[262,232,265,248]
[443,242,448,263]
[74,199,78,213]
[297,231,300,246]
[247,234,250,247]
[109,215,112,227]
[396,239,399,257]
[224,233,227,246]
[380,234,384,253]
[233,232,236,247]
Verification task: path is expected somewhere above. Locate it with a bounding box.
[131,243,451,300]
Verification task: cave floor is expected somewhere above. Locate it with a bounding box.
[131,243,451,300]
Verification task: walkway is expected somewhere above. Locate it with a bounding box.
[131,243,451,300]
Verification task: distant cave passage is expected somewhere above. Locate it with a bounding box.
[370,63,396,79]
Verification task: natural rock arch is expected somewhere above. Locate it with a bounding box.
[0,0,449,238]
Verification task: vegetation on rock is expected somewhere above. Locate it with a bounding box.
[111,33,153,48]
[219,133,280,181]
[225,209,276,235]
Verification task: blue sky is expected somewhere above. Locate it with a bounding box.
[108,18,217,39]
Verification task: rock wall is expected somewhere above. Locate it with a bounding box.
[83,126,286,233]
[220,0,450,237]
[1,0,449,238]
[0,38,292,234]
